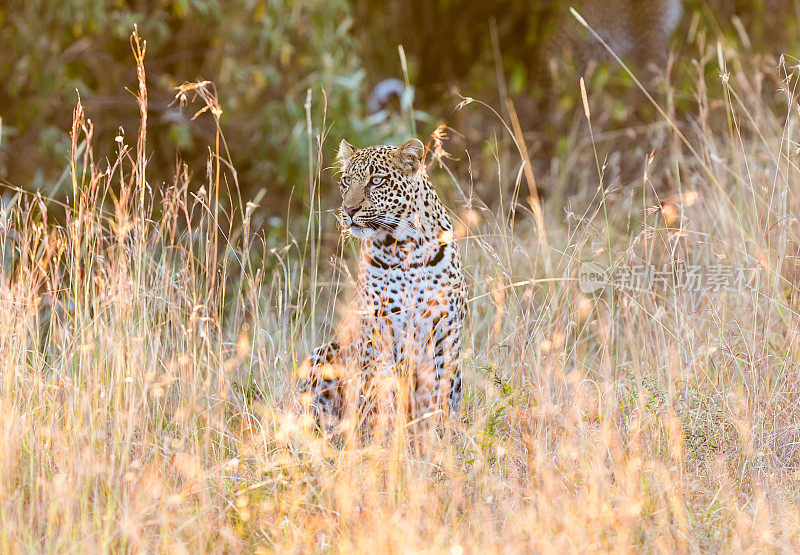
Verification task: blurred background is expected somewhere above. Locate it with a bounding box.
[0,0,796,220]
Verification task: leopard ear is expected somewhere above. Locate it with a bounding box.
[393,138,424,173]
[338,139,358,164]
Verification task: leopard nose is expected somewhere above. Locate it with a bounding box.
[343,205,359,217]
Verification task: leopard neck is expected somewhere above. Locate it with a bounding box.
[389,172,452,242]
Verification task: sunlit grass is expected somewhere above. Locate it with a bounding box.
[1,30,800,551]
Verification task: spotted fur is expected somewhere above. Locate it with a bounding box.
[295,138,466,432]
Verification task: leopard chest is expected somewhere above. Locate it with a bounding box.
[356,238,461,357]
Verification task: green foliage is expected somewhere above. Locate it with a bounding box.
[0,0,374,205]
[2,0,799,210]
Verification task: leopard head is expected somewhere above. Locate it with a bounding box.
[336,138,425,239]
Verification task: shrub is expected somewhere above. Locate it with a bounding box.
[0,0,371,209]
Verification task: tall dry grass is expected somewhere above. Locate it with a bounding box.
[1,30,800,552]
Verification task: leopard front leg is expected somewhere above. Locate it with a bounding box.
[443,320,463,415]
[351,324,405,441]
[412,304,464,422]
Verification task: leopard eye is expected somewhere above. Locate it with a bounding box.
[341,176,351,190]
[370,175,386,186]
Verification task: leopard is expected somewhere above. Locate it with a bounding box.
[294,138,466,435]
